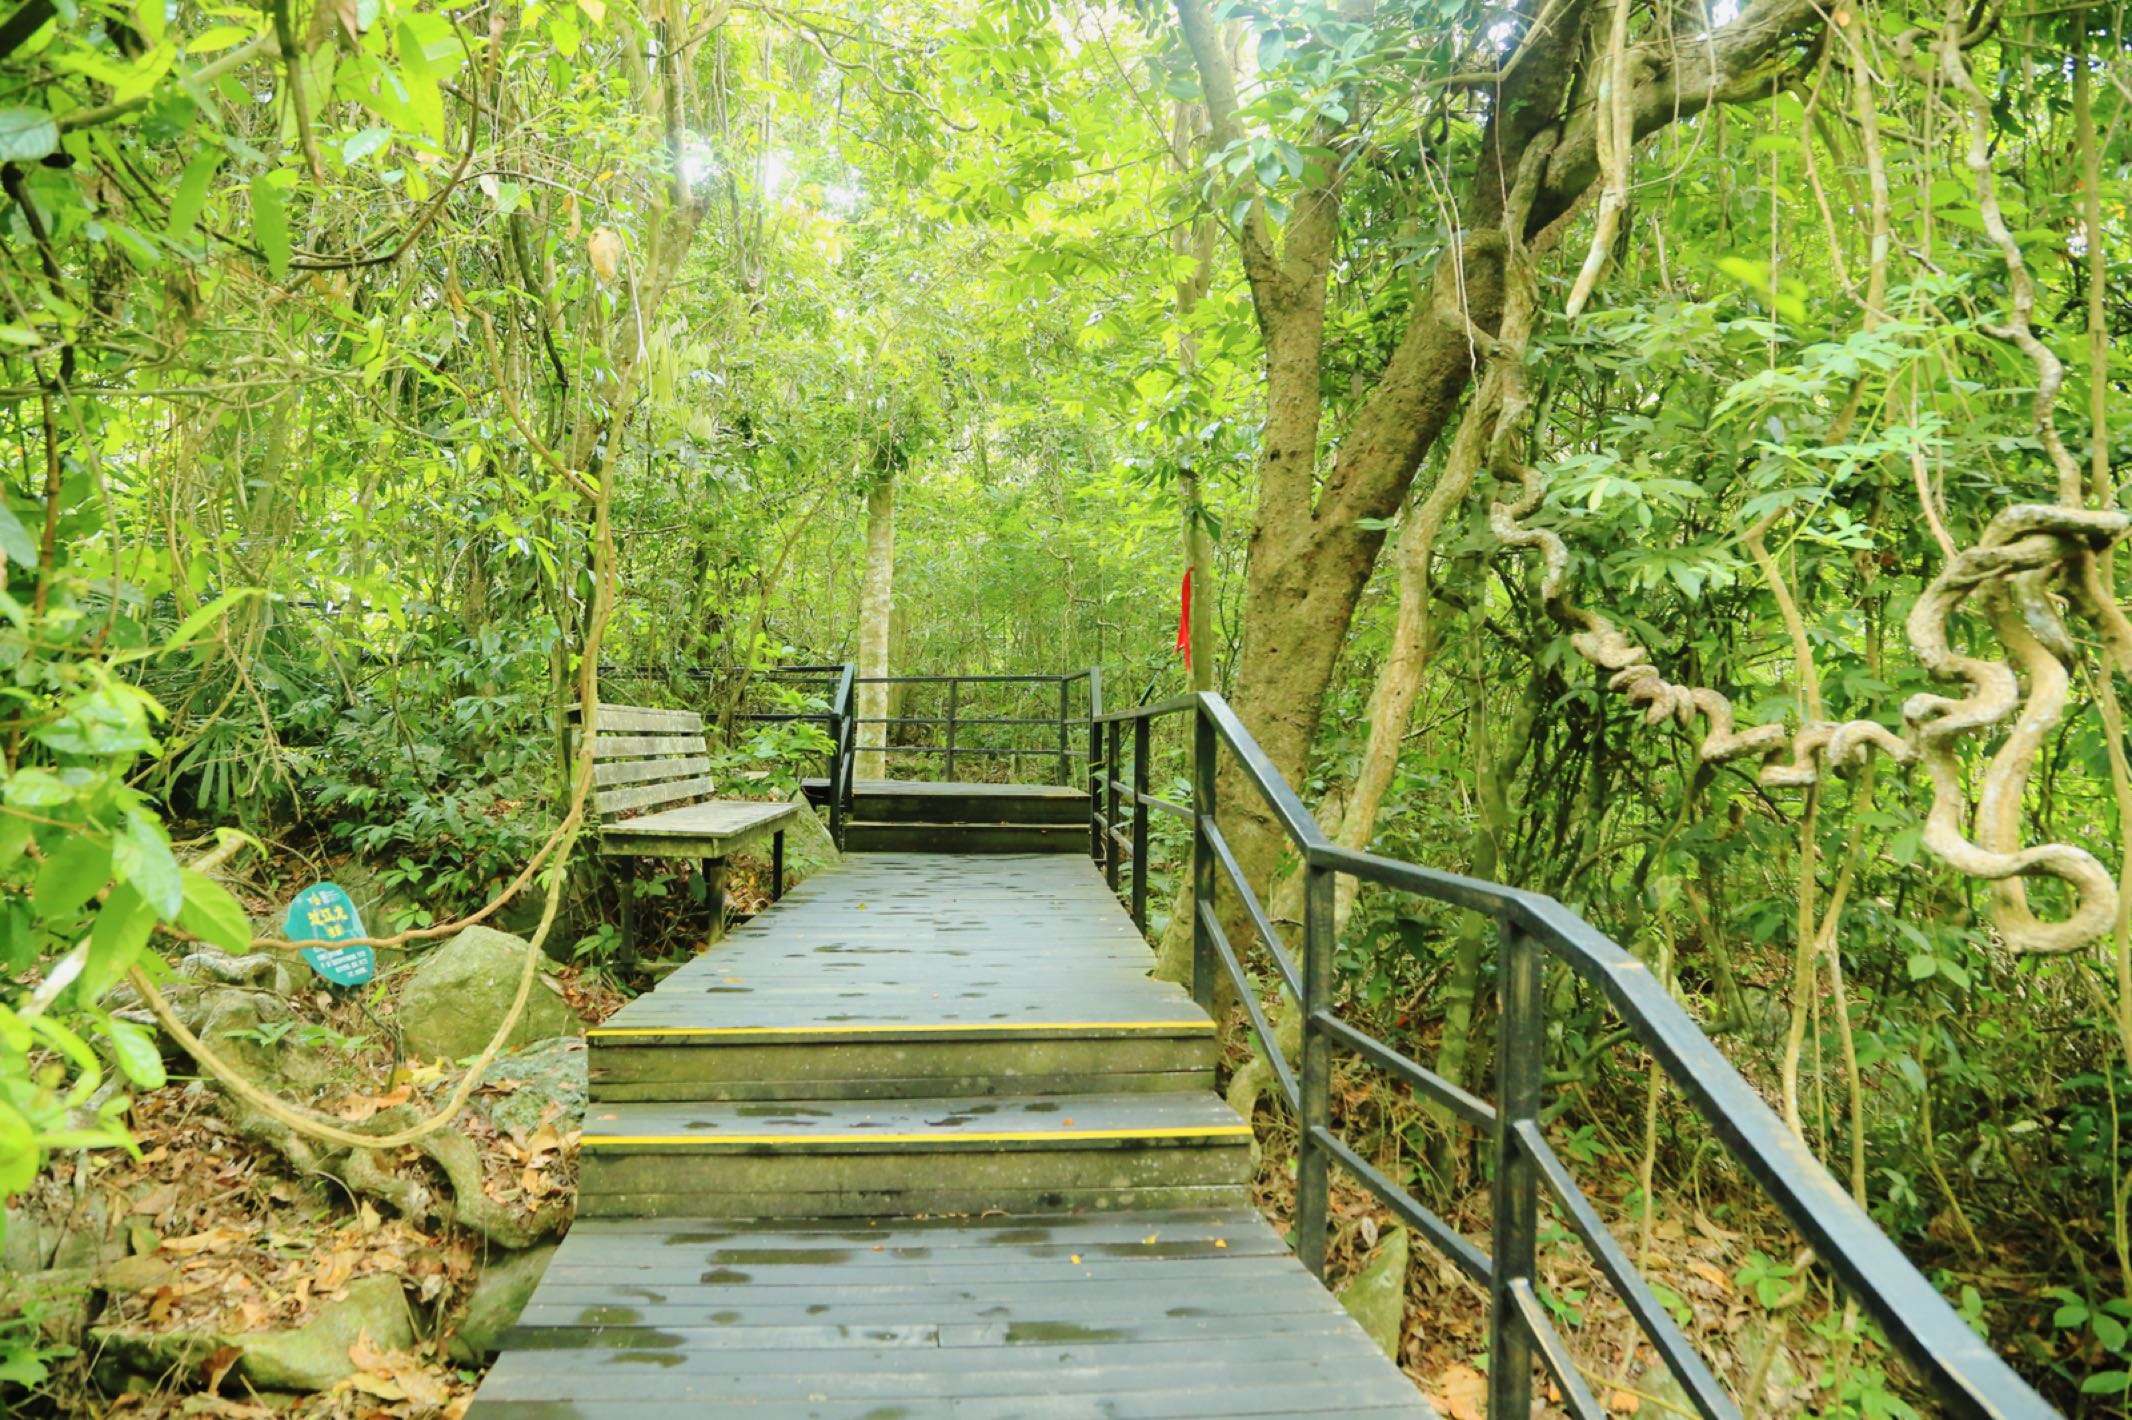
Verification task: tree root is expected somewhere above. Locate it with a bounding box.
[231,1101,569,1252]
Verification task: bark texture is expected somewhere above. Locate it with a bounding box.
[1156,0,1826,984]
[855,472,896,781]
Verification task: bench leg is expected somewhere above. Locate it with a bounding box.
[772,830,785,902]
[705,857,727,944]
[617,859,637,973]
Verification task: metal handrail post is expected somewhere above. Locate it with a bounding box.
[1190,696,1218,1013]
[1105,719,1122,888]
[1297,864,1335,1277]
[1087,667,1104,863]
[1130,714,1150,933]
[1056,677,1071,786]
[1489,923,1543,1419]
[945,679,959,782]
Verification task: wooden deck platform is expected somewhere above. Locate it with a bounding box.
[468,853,1435,1418]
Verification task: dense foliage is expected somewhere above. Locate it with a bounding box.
[4,0,2132,1410]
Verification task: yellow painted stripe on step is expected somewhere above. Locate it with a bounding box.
[588,1020,1215,1038]
[581,1124,1255,1148]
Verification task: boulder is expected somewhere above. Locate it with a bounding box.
[780,792,841,884]
[448,1245,557,1363]
[1337,1224,1409,1359]
[178,950,300,996]
[90,1275,414,1395]
[399,925,579,1063]
[476,1038,588,1138]
[239,1275,415,1391]
[4,1203,50,1272]
[2,1266,92,1352]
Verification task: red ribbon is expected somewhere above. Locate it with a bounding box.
[1176,568,1192,670]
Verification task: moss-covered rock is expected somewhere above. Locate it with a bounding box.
[1337,1224,1409,1359]
[399,925,578,1062]
[89,1275,414,1395]
[238,1275,415,1391]
[448,1244,557,1362]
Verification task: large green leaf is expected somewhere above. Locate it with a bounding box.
[80,885,156,1004]
[0,106,57,162]
[0,1098,37,1195]
[251,174,290,279]
[32,834,111,918]
[0,500,36,567]
[166,152,223,243]
[177,867,252,952]
[101,1018,167,1090]
[113,810,181,918]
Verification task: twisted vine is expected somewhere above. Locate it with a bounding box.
[1488,457,2127,954]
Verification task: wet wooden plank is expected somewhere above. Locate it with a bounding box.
[470,846,1435,1418]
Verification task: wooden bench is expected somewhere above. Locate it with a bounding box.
[578,703,801,965]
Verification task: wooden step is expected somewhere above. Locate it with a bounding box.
[845,821,1088,853]
[472,1209,1438,1417]
[577,1092,1253,1218]
[854,781,1091,826]
[591,1027,1216,1101]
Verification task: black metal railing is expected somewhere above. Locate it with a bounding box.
[1090,689,2049,1420]
[850,671,1095,788]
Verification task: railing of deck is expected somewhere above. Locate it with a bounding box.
[1089,689,2051,1420]
[847,671,1096,788]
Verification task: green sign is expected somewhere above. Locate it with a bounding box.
[285,882,376,989]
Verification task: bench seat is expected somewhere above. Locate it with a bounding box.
[598,800,799,858]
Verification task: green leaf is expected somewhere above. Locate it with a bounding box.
[163,588,260,653]
[114,810,182,918]
[251,174,290,279]
[102,1018,166,1089]
[0,106,57,162]
[0,1097,37,1195]
[33,834,112,919]
[81,885,155,1003]
[2082,1372,2132,1396]
[177,868,252,952]
[187,23,254,52]
[342,126,392,165]
[2096,1312,2129,1352]
[0,500,37,566]
[166,152,223,243]
[1906,953,1937,982]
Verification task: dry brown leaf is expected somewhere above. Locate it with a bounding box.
[588,228,622,284]
[1431,1362,1485,1420]
[129,1183,178,1216]
[345,1371,407,1401]
[204,1345,243,1393]
[162,1228,242,1256]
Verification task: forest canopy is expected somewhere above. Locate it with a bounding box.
[3,0,2132,1411]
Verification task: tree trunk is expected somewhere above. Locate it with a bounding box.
[855,472,896,781]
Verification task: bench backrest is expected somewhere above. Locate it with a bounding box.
[578,703,715,820]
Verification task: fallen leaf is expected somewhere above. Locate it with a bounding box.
[204,1345,243,1393]
[345,1371,406,1401]
[162,1228,242,1256]
[1431,1362,1485,1420]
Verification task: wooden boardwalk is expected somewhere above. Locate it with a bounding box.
[469,851,1436,1418]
